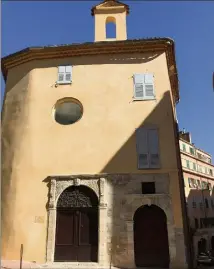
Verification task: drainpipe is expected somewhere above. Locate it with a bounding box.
[173,121,194,269]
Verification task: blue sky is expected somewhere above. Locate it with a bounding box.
[1,1,214,158]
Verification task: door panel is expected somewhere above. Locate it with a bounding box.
[55,211,75,244]
[79,211,90,245]
[78,209,98,261]
[54,245,78,262]
[134,205,170,268]
[54,210,78,261]
[54,208,98,262]
[78,210,91,261]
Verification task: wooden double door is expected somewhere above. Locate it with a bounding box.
[55,208,98,262]
[54,186,98,262]
[134,205,170,268]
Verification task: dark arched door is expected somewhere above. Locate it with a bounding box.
[211,236,214,250]
[198,238,207,254]
[134,205,170,268]
[54,186,98,262]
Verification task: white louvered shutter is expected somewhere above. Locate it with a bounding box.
[136,128,149,169]
[133,74,144,99]
[144,73,155,99]
[65,66,72,82]
[58,66,66,82]
[148,128,160,168]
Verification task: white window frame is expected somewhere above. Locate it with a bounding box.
[133,73,156,101]
[57,65,72,85]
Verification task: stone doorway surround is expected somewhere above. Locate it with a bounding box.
[45,175,107,267]
[44,173,185,269]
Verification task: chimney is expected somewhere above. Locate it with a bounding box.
[179,130,192,143]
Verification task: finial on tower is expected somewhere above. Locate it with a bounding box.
[91,0,129,42]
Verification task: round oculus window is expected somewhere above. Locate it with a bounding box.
[54,99,83,125]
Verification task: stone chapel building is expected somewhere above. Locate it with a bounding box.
[1,1,190,268]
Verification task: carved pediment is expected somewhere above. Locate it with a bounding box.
[98,0,126,9]
[91,0,129,15]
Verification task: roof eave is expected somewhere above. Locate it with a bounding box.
[1,38,179,103]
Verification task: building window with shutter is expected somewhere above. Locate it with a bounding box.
[198,165,202,173]
[193,163,197,171]
[189,147,195,155]
[186,160,190,169]
[197,180,201,188]
[193,178,198,188]
[57,65,72,84]
[136,127,160,169]
[188,178,193,188]
[182,144,186,152]
[202,181,208,190]
[133,73,155,100]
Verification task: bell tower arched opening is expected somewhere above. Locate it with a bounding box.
[91,0,129,42]
[106,16,116,39]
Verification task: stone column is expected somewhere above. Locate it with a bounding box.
[98,178,107,266]
[46,179,56,262]
[167,224,177,268]
[46,208,57,262]
[98,203,107,266]
[125,220,135,268]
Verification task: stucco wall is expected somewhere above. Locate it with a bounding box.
[1,52,184,263]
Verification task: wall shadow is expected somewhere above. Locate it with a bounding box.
[96,91,191,268]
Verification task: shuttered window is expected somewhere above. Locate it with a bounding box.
[136,127,160,169]
[58,65,72,84]
[133,73,155,100]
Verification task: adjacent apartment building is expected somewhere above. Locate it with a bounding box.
[1,1,190,268]
[179,131,214,259]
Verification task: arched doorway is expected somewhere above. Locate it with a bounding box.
[211,236,214,255]
[211,236,214,249]
[198,238,207,254]
[134,204,170,268]
[54,185,98,262]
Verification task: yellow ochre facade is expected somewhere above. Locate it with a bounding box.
[1,1,189,268]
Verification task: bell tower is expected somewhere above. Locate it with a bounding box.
[91,0,129,42]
